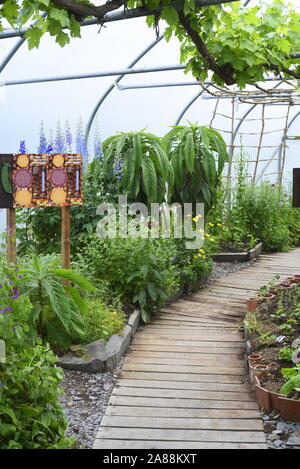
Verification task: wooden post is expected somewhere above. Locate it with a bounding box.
[6,208,16,264]
[61,206,71,270]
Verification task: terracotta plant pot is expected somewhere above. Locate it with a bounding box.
[278,396,300,422]
[280,282,293,289]
[252,375,300,421]
[286,276,296,284]
[250,363,270,380]
[248,354,263,365]
[246,297,259,312]
[255,378,272,412]
[264,293,276,300]
[269,390,283,411]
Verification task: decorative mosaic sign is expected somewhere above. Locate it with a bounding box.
[0,154,83,208]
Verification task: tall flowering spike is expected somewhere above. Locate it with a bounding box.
[65,120,72,153]
[38,121,48,154]
[94,122,104,161]
[54,119,66,153]
[18,140,26,154]
[46,143,53,154]
[76,117,89,170]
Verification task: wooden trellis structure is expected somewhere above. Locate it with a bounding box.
[203,80,300,186]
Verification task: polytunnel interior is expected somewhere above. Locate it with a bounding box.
[0,3,299,231]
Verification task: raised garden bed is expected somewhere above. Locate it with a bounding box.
[212,241,262,263]
[57,309,140,373]
[254,375,300,421]
[244,277,300,421]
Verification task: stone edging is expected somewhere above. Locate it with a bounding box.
[212,241,263,263]
[57,309,140,373]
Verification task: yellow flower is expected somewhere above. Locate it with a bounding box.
[217,223,222,227]
[208,222,214,226]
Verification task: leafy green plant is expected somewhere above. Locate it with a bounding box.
[82,299,125,344]
[76,235,178,322]
[5,1,300,90]
[93,130,173,205]
[280,365,300,397]
[258,332,277,346]
[18,255,96,346]
[0,342,75,449]
[163,123,228,213]
[244,312,263,335]
[0,279,74,449]
[278,347,295,362]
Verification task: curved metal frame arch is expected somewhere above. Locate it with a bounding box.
[85,34,164,139]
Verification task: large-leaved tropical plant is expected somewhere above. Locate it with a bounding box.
[91,131,174,205]
[163,124,228,213]
[19,255,96,346]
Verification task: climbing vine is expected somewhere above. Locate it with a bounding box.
[0,0,299,88]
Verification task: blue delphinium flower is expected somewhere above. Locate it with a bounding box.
[38,121,48,153]
[46,143,53,154]
[76,117,89,169]
[65,120,72,152]
[54,119,66,153]
[113,159,123,180]
[94,123,104,161]
[19,140,26,154]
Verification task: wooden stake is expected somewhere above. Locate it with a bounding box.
[61,206,71,270]
[6,208,16,264]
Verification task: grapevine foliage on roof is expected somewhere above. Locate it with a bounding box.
[0,0,299,88]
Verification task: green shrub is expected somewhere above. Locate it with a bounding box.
[76,235,179,322]
[81,299,126,344]
[0,275,74,449]
[0,342,74,449]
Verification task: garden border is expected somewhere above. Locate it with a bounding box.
[246,336,300,422]
[56,276,206,373]
[212,241,263,263]
[56,309,140,373]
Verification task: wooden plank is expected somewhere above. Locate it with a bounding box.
[117,379,250,392]
[95,427,266,443]
[124,356,244,369]
[129,344,245,354]
[106,406,261,419]
[159,310,240,321]
[144,323,237,330]
[94,439,266,449]
[127,351,243,363]
[119,371,246,384]
[101,416,263,431]
[174,298,242,307]
[122,363,245,376]
[149,320,237,328]
[132,338,245,348]
[109,396,258,410]
[156,313,238,325]
[112,387,255,402]
[136,331,243,342]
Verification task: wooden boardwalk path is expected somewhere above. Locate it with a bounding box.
[93,248,300,449]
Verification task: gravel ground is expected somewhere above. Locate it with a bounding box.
[59,359,124,449]
[263,412,300,449]
[58,258,256,449]
[206,259,253,284]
